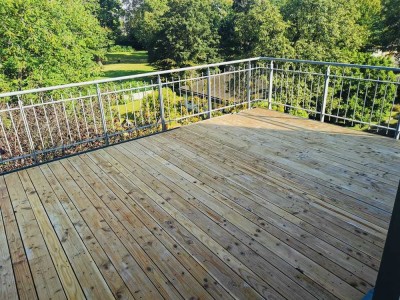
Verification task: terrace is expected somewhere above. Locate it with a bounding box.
[0,58,400,299]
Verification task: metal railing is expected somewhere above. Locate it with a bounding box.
[0,57,399,173]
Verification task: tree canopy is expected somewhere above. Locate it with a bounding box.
[0,0,108,92]
[127,0,398,68]
[223,0,292,59]
[1,0,399,92]
[281,0,367,61]
[97,0,123,41]
[147,0,220,69]
[127,0,169,50]
[381,0,400,57]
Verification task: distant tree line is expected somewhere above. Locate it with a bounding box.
[124,0,399,69]
[1,0,399,92]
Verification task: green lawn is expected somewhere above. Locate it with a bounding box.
[99,50,154,79]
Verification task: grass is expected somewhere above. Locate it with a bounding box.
[99,50,154,79]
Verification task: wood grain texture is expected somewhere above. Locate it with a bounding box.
[0,207,18,300]
[0,176,37,300]
[4,172,66,300]
[1,108,398,299]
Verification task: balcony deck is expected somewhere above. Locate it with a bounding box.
[1,108,399,300]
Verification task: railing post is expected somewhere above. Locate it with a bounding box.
[247,61,252,109]
[96,84,109,145]
[207,67,212,119]
[157,75,167,131]
[321,66,331,123]
[268,61,274,110]
[395,118,400,140]
[18,99,37,162]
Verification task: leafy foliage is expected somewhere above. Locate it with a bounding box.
[356,0,382,48]
[381,0,400,57]
[147,0,220,69]
[222,0,293,59]
[97,0,123,41]
[125,0,169,50]
[0,0,108,92]
[281,0,368,61]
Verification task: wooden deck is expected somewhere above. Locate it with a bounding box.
[1,108,399,300]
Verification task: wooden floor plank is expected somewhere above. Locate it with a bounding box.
[206,114,397,206]
[163,127,388,247]
[241,111,399,186]
[107,145,353,299]
[49,161,165,300]
[0,176,37,300]
[184,121,391,229]
[150,132,385,260]
[134,136,379,281]
[66,155,214,300]
[89,149,266,300]
[17,170,86,300]
[116,142,334,300]
[192,119,394,214]
[248,109,400,149]
[4,173,66,300]
[2,108,397,300]
[77,154,234,300]
[214,113,398,198]
[0,206,18,300]
[126,137,366,299]
[39,165,135,300]
[25,167,116,299]
[244,109,400,173]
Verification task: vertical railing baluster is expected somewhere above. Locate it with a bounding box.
[157,75,166,131]
[268,61,274,110]
[18,99,36,162]
[247,61,252,109]
[207,67,212,119]
[96,84,109,145]
[30,99,45,150]
[320,66,331,123]
[0,114,12,158]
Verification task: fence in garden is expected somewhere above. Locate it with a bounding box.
[0,57,399,173]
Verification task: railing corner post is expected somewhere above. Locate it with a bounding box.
[321,66,331,123]
[157,75,167,131]
[395,117,400,140]
[247,61,252,109]
[207,67,212,119]
[96,84,109,145]
[268,61,274,110]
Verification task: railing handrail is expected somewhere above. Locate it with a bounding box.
[261,57,400,72]
[1,56,399,98]
[0,57,262,98]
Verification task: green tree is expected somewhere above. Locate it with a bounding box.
[356,0,382,49]
[148,0,220,69]
[225,0,292,58]
[98,0,123,41]
[126,0,169,49]
[0,0,108,92]
[282,0,368,62]
[381,0,400,57]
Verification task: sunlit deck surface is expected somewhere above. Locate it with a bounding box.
[1,108,399,300]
